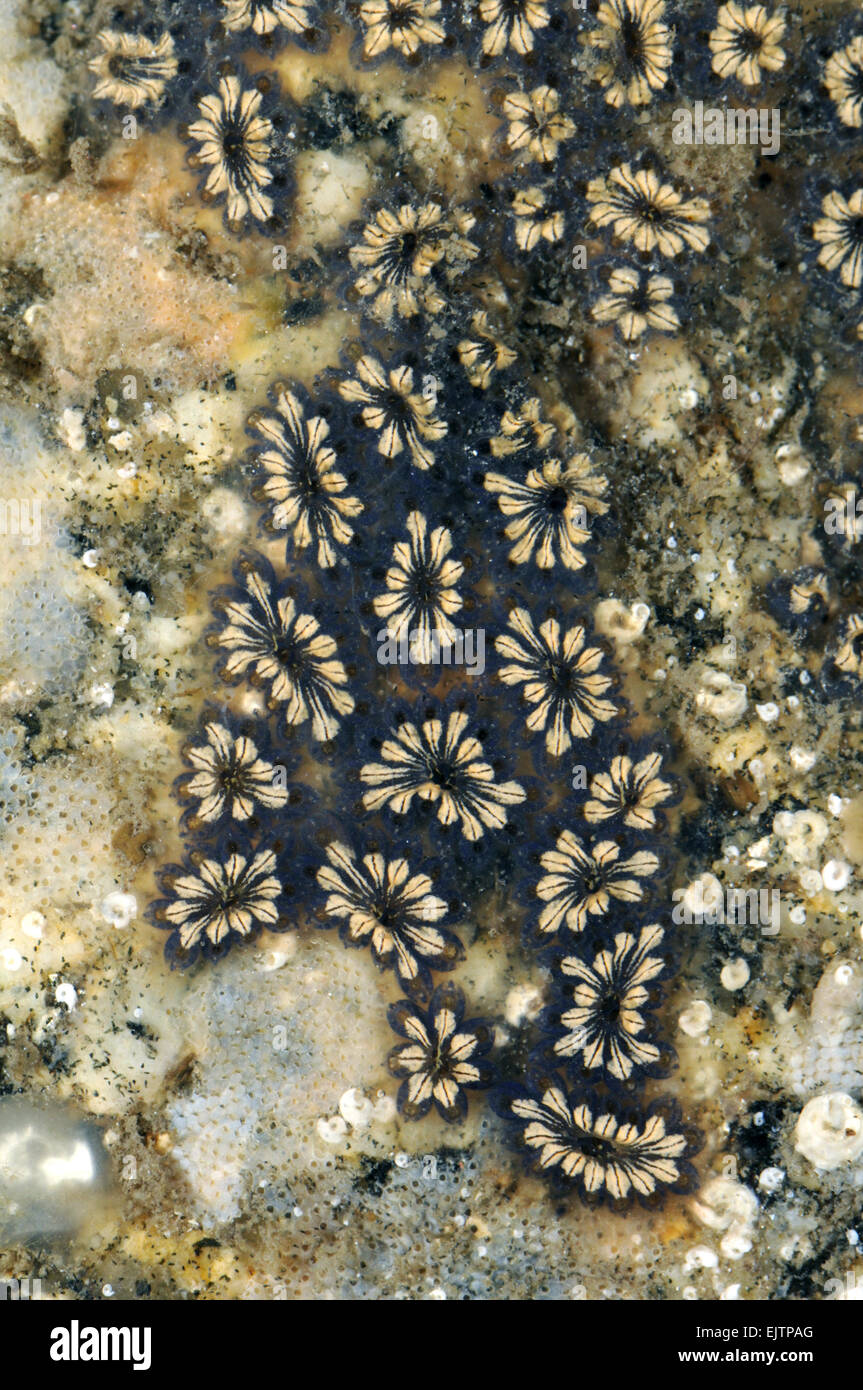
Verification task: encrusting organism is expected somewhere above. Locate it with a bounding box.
[107,0,718,1206]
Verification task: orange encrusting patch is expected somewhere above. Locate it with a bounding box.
[8,132,259,401]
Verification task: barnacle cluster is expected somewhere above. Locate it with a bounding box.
[71,0,863,1220]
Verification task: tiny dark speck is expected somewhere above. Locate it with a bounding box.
[285,295,324,325]
[193,1238,221,1256]
[126,1019,156,1041]
[353,1156,393,1197]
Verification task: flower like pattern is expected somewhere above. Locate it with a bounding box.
[186,74,275,224]
[490,398,555,457]
[250,387,363,568]
[790,570,830,616]
[835,613,863,678]
[457,311,518,388]
[388,983,493,1121]
[478,0,550,56]
[361,708,526,840]
[552,924,666,1080]
[211,557,354,741]
[586,0,673,108]
[824,36,863,128]
[583,751,674,830]
[500,1084,689,1200]
[153,848,285,956]
[338,355,448,470]
[358,0,445,59]
[127,0,718,1207]
[349,202,478,321]
[220,0,314,34]
[495,607,617,756]
[511,185,564,251]
[88,30,178,108]
[708,3,786,86]
[503,86,575,163]
[535,831,660,935]
[587,164,710,257]
[176,720,288,828]
[812,189,863,290]
[373,511,464,660]
[484,454,609,571]
[591,266,679,342]
[316,841,463,986]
